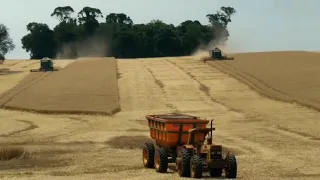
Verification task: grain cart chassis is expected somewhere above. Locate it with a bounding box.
[142,114,237,179]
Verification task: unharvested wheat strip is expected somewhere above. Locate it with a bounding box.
[3,58,120,115]
[207,51,320,112]
[0,72,49,106]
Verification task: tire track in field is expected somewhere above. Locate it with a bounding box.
[211,61,281,98]
[0,120,39,137]
[20,61,39,68]
[0,73,46,99]
[145,66,179,111]
[215,59,320,141]
[166,59,239,112]
[147,58,293,178]
[176,58,320,178]
[0,72,53,106]
[7,60,38,69]
[215,61,290,98]
[4,60,28,67]
[210,61,320,112]
[117,59,170,111]
[144,59,229,114]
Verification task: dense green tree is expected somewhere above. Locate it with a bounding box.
[78,7,103,36]
[0,24,15,59]
[206,7,236,28]
[21,22,56,59]
[105,13,133,26]
[51,6,75,23]
[21,5,236,59]
[206,6,236,43]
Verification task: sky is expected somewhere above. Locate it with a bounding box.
[1,0,320,59]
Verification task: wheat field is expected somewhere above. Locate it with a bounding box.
[0,52,319,180]
[0,58,119,115]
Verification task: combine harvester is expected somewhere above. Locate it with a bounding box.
[30,57,59,72]
[0,54,4,64]
[202,47,234,63]
[142,114,237,179]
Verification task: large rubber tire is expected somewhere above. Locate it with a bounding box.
[154,147,168,173]
[209,168,223,177]
[190,155,202,178]
[225,154,237,178]
[178,148,191,177]
[142,143,155,168]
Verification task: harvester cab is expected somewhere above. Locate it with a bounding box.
[203,47,234,62]
[30,57,59,72]
[211,47,224,59]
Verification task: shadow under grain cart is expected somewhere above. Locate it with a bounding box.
[142,113,237,179]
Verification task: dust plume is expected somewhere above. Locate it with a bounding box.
[53,60,73,69]
[55,34,110,59]
[191,28,238,58]
[191,38,234,59]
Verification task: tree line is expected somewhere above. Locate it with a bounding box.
[0,5,236,59]
[0,24,15,60]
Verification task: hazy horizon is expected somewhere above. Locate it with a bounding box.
[1,0,320,59]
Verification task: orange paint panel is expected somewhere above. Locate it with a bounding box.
[146,114,209,148]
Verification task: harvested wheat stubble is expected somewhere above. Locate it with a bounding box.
[0,72,48,106]
[0,58,120,115]
[208,51,320,111]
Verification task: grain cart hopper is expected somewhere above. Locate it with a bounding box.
[202,47,234,63]
[30,57,59,72]
[142,114,237,178]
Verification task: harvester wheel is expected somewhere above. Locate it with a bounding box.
[177,148,191,177]
[190,155,202,178]
[142,143,155,168]
[154,147,168,173]
[209,168,223,177]
[225,154,237,178]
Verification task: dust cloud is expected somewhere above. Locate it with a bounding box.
[55,34,110,59]
[191,28,229,58]
[191,28,242,58]
[53,34,110,68]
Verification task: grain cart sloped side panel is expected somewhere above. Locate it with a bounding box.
[146,114,208,148]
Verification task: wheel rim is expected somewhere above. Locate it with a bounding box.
[142,148,148,165]
[155,152,160,170]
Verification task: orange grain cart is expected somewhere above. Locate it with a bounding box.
[142,114,237,179]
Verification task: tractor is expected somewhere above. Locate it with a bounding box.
[202,47,234,63]
[142,114,237,178]
[30,57,59,72]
